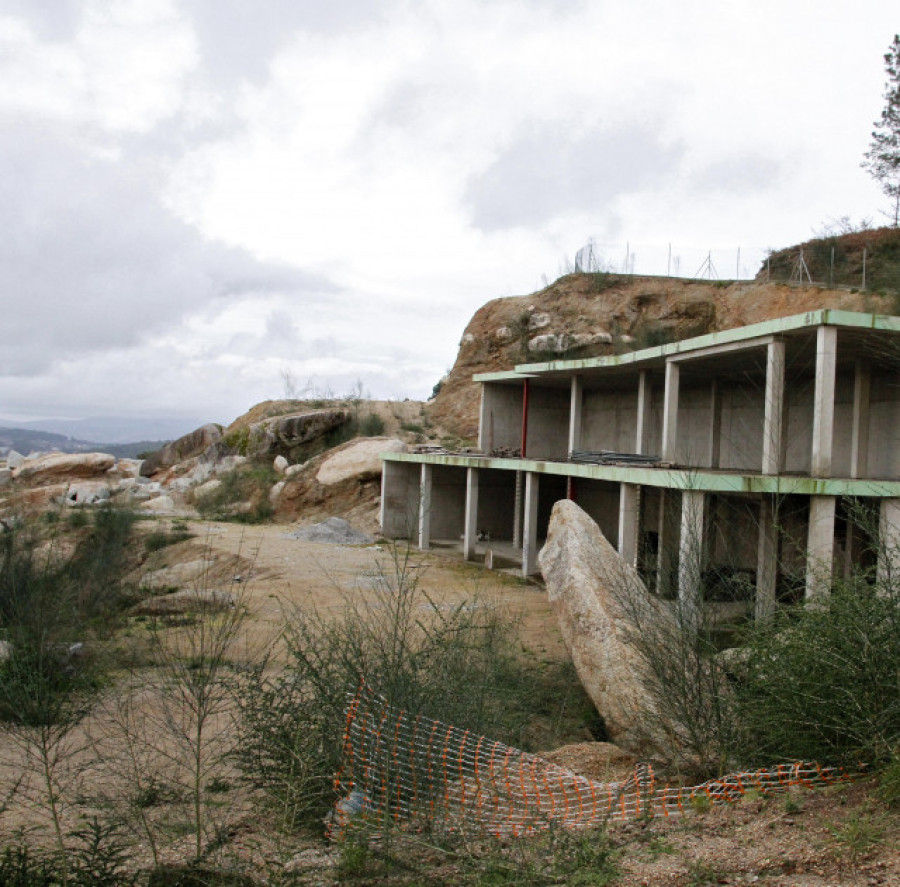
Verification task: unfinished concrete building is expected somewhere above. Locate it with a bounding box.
[381,310,900,619]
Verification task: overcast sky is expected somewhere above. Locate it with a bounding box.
[1,0,897,435]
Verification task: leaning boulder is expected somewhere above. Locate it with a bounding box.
[12,452,116,485]
[316,438,406,486]
[227,409,349,459]
[140,424,223,477]
[538,500,675,757]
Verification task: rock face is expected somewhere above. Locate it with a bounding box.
[13,452,116,484]
[233,409,349,459]
[316,437,406,486]
[141,424,223,477]
[538,499,673,757]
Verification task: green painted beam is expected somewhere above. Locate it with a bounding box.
[382,452,900,497]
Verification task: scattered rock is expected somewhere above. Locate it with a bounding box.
[142,559,214,590]
[538,500,675,757]
[273,455,289,474]
[65,481,111,506]
[284,462,307,478]
[193,478,223,500]
[286,517,375,546]
[133,588,236,616]
[316,437,406,486]
[139,495,177,513]
[528,312,551,330]
[269,480,285,502]
[13,452,116,484]
[140,424,223,477]
[0,469,10,489]
[5,450,25,469]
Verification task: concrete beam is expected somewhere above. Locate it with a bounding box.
[761,339,785,475]
[636,370,652,455]
[811,326,837,478]
[522,472,539,577]
[668,334,775,364]
[678,491,707,632]
[756,496,778,620]
[851,360,871,479]
[878,498,900,587]
[568,375,583,455]
[806,495,836,599]
[418,463,432,550]
[463,467,479,561]
[662,361,680,462]
[618,483,639,567]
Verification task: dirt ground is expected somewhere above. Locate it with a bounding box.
[1,518,898,885]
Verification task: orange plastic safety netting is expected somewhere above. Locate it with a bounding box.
[329,684,856,839]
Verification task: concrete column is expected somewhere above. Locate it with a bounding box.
[678,491,707,631]
[656,489,679,598]
[463,467,479,561]
[618,483,639,567]
[662,361,680,462]
[761,339,786,476]
[418,463,432,550]
[851,360,871,479]
[805,495,836,599]
[522,472,539,577]
[477,386,489,452]
[878,498,900,587]
[568,375,583,455]
[811,326,837,478]
[379,460,391,531]
[636,371,652,454]
[707,379,722,469]
[513,470,523,548]
[756,496,778,620]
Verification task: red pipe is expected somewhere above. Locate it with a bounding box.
[521,379,530,458]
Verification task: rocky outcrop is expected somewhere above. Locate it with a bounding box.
[316,437,406,486]
[13,452,116,484]
[538,499,675,757]
[140,424,223,477]
[220,409,349,460]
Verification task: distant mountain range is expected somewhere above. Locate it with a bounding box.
[0,416,205,460]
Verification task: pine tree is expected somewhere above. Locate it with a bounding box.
[863,35,900,227]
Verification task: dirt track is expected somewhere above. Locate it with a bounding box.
[171,520,569,662]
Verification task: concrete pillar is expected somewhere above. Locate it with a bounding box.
[513,470,523,548]
[568,375,583,455]
[878,498,900,587]
[761,339,786,476]
[522,472,539,577]
[379,460,391,531]
[805,496,836,599]
[656,489,679,598]
[851,360,871,479]
[662,361,680,462]
[477,385,489,452]
[636,371,652,454]
[707,379,722,469]
[463,467,479,561]
[418,463,432,550]
[678,491,707,630]
[811,326,837,478]
[618,483,639,567]
[756,496,778,620]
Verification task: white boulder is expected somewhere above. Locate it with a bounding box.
[316,438,407,486]
[539,500,674,756]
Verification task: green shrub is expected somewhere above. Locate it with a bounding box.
[358,412,386,436]
[730,579,900,766]
[194,465,276,524]
[233,547,595,831]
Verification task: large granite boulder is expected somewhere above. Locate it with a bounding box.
[140,424,223,477]
[12,452,116,485]
[538,500,675,757]
[316,437,406,486]
[230,409,349,459]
